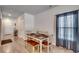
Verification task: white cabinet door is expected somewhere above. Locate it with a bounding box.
[24,14,34,31]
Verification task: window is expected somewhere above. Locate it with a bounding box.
[56,10,78,52]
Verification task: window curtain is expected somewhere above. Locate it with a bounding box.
[56,10,78,52]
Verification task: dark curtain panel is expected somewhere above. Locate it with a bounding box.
[56,10,78,52]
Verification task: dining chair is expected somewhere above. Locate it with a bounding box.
[42,34,54,53]
[25,38,39,53]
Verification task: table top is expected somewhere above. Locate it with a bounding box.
[26,33,49,41]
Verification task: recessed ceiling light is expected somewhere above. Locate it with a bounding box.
[49,5,52,7]
[8,13,11,16]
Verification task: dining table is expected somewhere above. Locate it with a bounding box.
[26,33,49,53]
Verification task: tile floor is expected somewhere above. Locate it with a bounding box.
[0,39,73,53]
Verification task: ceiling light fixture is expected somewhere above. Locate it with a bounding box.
[8,13,12,16]
[49,5,52,7]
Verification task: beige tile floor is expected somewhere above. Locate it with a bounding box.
[0,39,73,53]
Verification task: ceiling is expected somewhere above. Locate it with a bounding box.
[0,5,57,15]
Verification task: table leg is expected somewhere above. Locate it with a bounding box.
[40,41,42,53]
[47,38,49,53]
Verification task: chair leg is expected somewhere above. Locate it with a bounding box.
[38,46,40,52]
[47,46,49,53]
[50,46,52,52]
[33,47,35,53]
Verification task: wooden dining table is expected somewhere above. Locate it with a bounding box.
[26,33,49,53]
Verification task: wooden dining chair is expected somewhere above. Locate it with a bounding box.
[42,40,51,52]
[25,38,39,53]
[42,34,54,53]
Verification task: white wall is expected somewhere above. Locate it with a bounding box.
[35,9,54,34]
[35,5,79,46]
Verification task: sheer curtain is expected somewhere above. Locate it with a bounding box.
[56,10,78,52]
